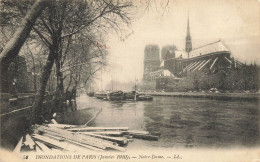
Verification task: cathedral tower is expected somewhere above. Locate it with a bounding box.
[185,15,192,57]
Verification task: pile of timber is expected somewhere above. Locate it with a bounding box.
[13,122,159,153]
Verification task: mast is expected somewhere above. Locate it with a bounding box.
[111,75,113,92]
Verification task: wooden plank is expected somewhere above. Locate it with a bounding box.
[91,131,123,136]
[67,127,129,132]
[38,126,109,149]
[79,132,128,145]
[125,133,159,141]
[33,134,91,152]
[123,130,150,135]
[48,124,80,129]
[35,141,51,152]
[13,136,23,154]
[37,126,127,151]
[79,133,127,152]
[43,133,104,151]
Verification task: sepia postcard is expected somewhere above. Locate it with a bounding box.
[0,0,260,161]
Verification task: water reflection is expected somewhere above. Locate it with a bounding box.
[75,95,259,148]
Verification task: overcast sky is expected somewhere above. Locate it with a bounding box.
[96,0,260,90]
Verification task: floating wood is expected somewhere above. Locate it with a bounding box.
[79,132,128,145]
[13,136,23,154]
[67,127,129,132]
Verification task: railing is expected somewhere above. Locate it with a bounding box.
[0,93,53,117]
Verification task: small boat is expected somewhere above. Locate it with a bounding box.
[87,92,95,97]
[124,91,137,100]
[94,91,108,100]
[137,94,153,101]
[108,91,125,101]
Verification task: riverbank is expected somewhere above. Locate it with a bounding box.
[144,92,260,102]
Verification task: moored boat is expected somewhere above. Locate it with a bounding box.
[94,91,108,100]
[108,91,125,101]
[137,94,153,101]
[87,92,95,97]
[124,91,137,100]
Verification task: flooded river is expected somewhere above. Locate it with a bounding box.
[62,95,260,149]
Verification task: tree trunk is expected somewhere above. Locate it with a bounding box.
[0,0,49,78]
[32,50,55,124]
[53,57,65,113]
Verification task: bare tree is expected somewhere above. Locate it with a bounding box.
[0,0,49,77]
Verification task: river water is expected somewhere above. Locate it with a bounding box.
[62,95,260,149]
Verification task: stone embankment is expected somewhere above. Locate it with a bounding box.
[145,92,260,102]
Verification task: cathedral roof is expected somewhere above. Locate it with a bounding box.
[189,40,229,58]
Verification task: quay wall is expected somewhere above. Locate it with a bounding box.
[145,92,260,102]
[0,93,53,150]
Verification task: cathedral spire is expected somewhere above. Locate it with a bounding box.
[185,13,192,56]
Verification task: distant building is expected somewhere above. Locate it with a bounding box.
[142,15,244,91]
[143,45,160,80]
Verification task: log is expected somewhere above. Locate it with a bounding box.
[67,127,129,132]
[79,132,128,145]
[13,136,23,154]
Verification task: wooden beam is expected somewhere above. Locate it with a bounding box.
[35,141,51,152]
[67,127,129,132]
[33,134,94,152]
[43,133,104,151]
[79,132,128,145]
